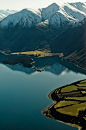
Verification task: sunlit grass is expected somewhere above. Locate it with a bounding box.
[77,83,86,87]
[57,102,86,117]
[54,100,77,109]
[61,85,78,93]
[80,80,86,83]
[11,50,63,57]
[66,96,86,101]
[78,87,86,90]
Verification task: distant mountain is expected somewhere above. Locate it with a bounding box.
[39,2,86,27]
[1,2,86,28]
[0,2,86,70]
[0,9,17,21]
[0,9,42,28]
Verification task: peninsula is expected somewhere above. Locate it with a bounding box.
[2,57,34,68]
[43,79,86,130]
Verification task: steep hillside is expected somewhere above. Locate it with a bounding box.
[50,19,86,69]
[0,2,86,70]
[0,26,58,52]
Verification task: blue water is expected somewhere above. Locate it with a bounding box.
[0,57,86,130]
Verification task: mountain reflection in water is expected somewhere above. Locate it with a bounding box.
[0,53,86,130]
[4,62,69,75]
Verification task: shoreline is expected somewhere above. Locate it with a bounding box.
[1,56,45,72]
[1,51,86,75]
[11,52,86,74]
[47,89,81,130]
[43,79,86,130]
[62,58,86,73]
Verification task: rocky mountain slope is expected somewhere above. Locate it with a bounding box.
[50,19,86,69]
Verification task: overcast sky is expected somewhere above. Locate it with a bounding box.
[0,0,86,10]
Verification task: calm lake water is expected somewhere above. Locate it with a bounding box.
[0,55,86,130]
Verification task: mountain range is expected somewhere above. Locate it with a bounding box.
[0,2,86,70]
[0,9,17,21]
[1,2,86,28]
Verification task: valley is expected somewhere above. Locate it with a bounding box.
[1,2,86,130]
[0,2,86,71]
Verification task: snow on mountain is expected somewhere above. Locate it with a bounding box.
[35,20,49,27]
[39,3,60,20]
[0,9,17,21]
[49,10,76,27]
[62,3,86,22]
[0,8,42,28]
[1,2,86,28]
[69,2,86,13]
[41,2,86,27]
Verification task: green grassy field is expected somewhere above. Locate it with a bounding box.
[54,100,78,109]
[53,80,86,118]
[66,96,86,101]
[78,87,86,90]
[77,83,86,87]
[57,102,86,117]
[80,80,86,83]
[43,79,86,130]
[61,85,78,93]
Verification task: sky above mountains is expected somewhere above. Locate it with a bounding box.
[0,0,86,10]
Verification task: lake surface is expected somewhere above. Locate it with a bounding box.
[0,55,86,130]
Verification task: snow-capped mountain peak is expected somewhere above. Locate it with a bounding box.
[0,8,42,28]
[1,2,86,28]
[40,2,60,20]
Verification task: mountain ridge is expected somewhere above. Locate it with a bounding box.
[1,2,86,28]
[0,2,86,71]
